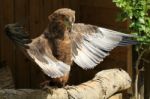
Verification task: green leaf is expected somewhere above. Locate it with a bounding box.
[113,0,150,48]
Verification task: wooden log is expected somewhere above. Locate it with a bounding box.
[0,68,131,99]
[109,93,122,99]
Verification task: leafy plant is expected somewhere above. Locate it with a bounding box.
[113,0,150,98]
[113,0,150,47]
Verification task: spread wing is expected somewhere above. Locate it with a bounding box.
[71,23,136,69]
[5,23,70,78]
[26,36,70,78]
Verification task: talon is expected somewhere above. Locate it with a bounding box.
[65,85,75,89]
[40,80,50,88]
[43,85,53,94]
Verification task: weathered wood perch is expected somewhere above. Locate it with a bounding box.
[0,68,131,99]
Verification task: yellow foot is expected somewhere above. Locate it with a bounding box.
[64,85,75,90]
[42,85,54,94]
[40,80,50,88]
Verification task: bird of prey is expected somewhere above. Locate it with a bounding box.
[5,8,136,87]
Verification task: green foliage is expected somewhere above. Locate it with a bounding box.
[113,0,150,50]
[113,1,150,98]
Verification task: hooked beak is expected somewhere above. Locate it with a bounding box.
[69,23,73,32]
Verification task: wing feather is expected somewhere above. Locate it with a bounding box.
[71,23,136,69]
[27,35,70,78]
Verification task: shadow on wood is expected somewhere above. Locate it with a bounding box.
[0,61,15,89]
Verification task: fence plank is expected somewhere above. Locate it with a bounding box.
[13,0,31,88]
[0,0,15,79]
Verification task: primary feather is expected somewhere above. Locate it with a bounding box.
[71,23,136,69]
[5,23,70,78]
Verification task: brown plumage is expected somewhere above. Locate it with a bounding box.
[5,8,136,87]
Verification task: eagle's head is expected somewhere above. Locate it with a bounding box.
[52,8,75,24]
[47,8,75,39]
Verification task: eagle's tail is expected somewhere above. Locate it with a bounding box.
[5,23,32,48]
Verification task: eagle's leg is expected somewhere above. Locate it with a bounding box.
[42,85,54,94]
[40,80,56,94]
[40,80,51,88]
[40,73,69,94]
[40,79,66,94]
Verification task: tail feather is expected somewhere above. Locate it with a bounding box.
[5,23,31,48]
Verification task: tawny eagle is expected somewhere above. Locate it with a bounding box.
[5,8,136,87]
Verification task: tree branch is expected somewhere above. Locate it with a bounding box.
[0,68,131,99]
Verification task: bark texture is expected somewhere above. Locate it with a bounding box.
[0,68,131,99]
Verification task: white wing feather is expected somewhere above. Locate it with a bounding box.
[27,36,70,78]
[71,23,136,69]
